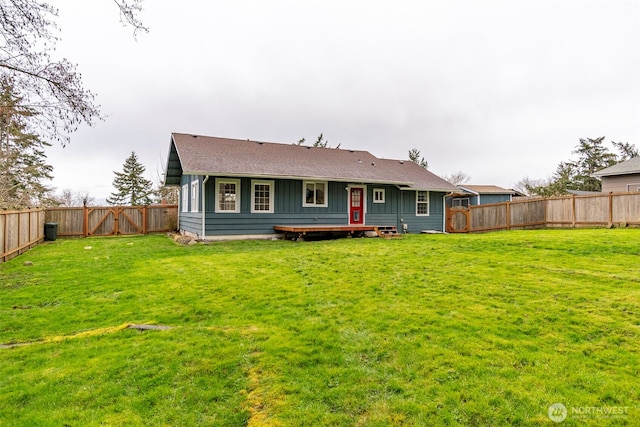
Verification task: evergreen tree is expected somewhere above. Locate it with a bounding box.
[0,77,53,208]
[107,151,154,206]
[408,148,428,169]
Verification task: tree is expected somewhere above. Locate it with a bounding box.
[525,137,635,196]
[612,141,639,161]
[296,133,341,149]
[0,77,53,208]
[443,171,470,186]
[107,151,154,206]
[408,148,428,169]
[55,189,95,207]
[570,137,617,192]
[0,0,146,146]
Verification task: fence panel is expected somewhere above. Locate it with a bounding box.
[446,192,640,233]
[575,196,609,225]
[0,208,45,263]
[470,203,508,232]
[612,193,640,225]
[510,199,546,228]
[45,205,178,237]
[45,207,85,237]
[545,198,574,226]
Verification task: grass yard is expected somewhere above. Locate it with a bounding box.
[1,229,639,426]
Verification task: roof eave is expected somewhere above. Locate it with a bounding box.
[182,170,414,186]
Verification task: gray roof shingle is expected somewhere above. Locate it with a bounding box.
[165,133,457,192]
[593,157,640,177]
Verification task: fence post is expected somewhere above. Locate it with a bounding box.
[83,206,89,237]
[571,195,576,228]
[506,201,511,230]
[608,192,613,226]
[143,206,147,234]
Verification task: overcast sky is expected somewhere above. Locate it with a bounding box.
[46,0,639,201]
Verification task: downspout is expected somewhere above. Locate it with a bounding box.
[201,175,210,239]
[395,186,403,232]
[443,192,454,232]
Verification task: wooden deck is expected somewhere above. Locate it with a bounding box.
[274,224,399,240]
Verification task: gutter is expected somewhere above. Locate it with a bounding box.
[201,175,210,239]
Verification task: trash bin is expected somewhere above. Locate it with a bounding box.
[44,222,58,241]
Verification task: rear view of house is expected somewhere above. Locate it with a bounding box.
[164,133,457,240]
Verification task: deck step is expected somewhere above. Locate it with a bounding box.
[376,226,401,238]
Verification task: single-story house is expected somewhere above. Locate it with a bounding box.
[593,157,640,193]
[164,133,458,240]
[448,185,516,207]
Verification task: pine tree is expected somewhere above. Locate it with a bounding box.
[0,77,53,209]
[107,151,154,206]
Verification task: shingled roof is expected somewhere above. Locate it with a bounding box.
[458,185,516,195]
[165,133,457,192]
[593,157,640,177]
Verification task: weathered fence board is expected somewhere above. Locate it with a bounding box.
[45,205,178,237]
[447,192,640,233]
[1,205,177,264]
[0,208,45,263]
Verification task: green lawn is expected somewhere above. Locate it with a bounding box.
[1,230,639,426]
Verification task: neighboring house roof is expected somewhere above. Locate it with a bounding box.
[566,189,601,196]
[165,133,458,192]
[593,157,640,177]
[456,185,516,195]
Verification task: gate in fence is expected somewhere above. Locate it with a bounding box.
[446,207,470,233]
[45,205,178,238]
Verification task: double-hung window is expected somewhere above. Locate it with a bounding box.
[416,191,430,216]
[303,181,327,207]
[251,180,274,213]
[216,178,241,213]
[181,184,189,212]
[373,188,385,203]
[191,180,199,212]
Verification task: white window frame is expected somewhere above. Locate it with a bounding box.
[627,183,640,192]
[215,178,241,213]
[303,181,328,207]
[181,184,189,212]
[251,180,274,213]
[190,180,199,212]
[416,190,430,216]
[373,188,385,203]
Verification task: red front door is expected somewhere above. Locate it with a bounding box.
[350,187,364,225]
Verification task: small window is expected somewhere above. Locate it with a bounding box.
[303,181,327,207]
[416,191,430,216]
[191,180,199,212]
[373,188,385,203]
[251,180,274,213]
[216,178,241,213]
[453,198,469,208]
[181,184,189,212]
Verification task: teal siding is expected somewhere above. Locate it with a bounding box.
[478,194,511,205]
[178,176,448,237]
[179,175,203,235]
[202,178,349,236]
[399,190,446,233]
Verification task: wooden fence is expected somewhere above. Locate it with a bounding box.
[45,205,178,238]
[447,192,640,233]
[0,208,46,263]
[1,205,178,264]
